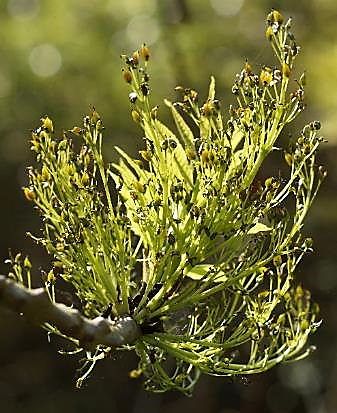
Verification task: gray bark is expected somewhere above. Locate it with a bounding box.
[0,275,142,349]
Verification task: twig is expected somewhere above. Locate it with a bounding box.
[0,275,141,349]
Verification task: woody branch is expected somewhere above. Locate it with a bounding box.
[0,275,141,349]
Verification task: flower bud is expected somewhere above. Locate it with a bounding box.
[168,233,175,245]
[201,149,215,164]
[81,172,90,186]
[47,269,56,284]
[23,187,36,202]
[244,61,253,75]
[266,26,274,41]
[131,110,141,124]
[70,126,83,136]
[140,82,149,96]
[132,50,139,65]
[169,139,177,149]
[186,147,197,160]
[282,62,291,78]
[129,369,142,379]
[284,152,293,166]
[41,165,51,181]
[140,44,150,61]
[139,150,152,161]
[129,92,137,103]
[90,108,100,124]
[67,163,76,175]
[123,69,132,84]
[267,10,283,24]
[41,116,53,133]
[260,67,273,86]
[133,181,145,193]
[300,319,309,331]
[272,10,283,24]
[295,285,304,298]
[202,101,214,117]
[56,242,65,252]
[151,106,159,120]
[273,255,282,267]
[24,256,32,270]
[58,139,68,151]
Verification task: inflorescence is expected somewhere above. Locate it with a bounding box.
[6,10,325,395]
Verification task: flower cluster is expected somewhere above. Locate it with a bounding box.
[8,11,324,395]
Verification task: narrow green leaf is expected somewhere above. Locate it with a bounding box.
[173,145,193,188]
[164,99,195,149]
[200,116,211,141]
[208,75,216,102]
[231,125,244,151]
[113,159,137,187]
[154,119,176,140]
[248,222,272,234]
[114,146,150,183]
[185,264,227,282]
[155,119,193,187]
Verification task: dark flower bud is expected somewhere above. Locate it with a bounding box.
[168,233,175,245]
[123,69,132,83]
[151,106,159,120]
[169,139,177,149]
[140,82,149,96]
[174,86,184,93]
[139,150,152,161]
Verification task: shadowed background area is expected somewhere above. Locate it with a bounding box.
[0,1,336,412]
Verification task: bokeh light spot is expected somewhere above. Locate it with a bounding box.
[29,44,62,78]
[278,361,322,395]
[210,0,245,17]
[7,0,40,20]
[0,72,12,98]
[107,0,156,18]
[126,15,160,47]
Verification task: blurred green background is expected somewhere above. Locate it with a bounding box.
[0,1,336,412]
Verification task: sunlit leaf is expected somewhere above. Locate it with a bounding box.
[248,222,272,234]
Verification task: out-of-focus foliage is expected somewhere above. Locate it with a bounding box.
[0,0,336,412]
